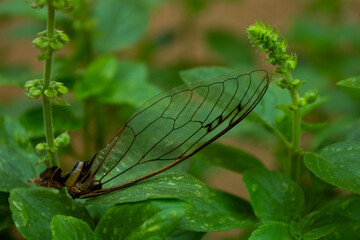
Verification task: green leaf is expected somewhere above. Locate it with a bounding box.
[324,224,360,240]
[0,145,43,192]
[206,30,254,66]
[246,84,292,143]
[301,120,327,132]
[276,113,326,140]
[325,196,360,222]
[51,215,95,240]
[74,55,117,99]
[0,115,32,151]
[86,204,113,226]
[315,197,360,239]
[0,192,12,231]
[243,168,305,223]
[9,188,93,240]
[194,143,264,173]
[93,0,148,53]
[336,120,360,142]
[98,61,161,107]
[179,188,256,232]
[19,105,82,138]
[304,142,360,194]
[251,84,291,125]
[249,222,291,240]
[95,200,188,240]
[84,172,209,205]
[180,66,233,84]
[312,119,360,149]
[298,210,349,240]
[44,88,58,98]
[300,97,328,117]
[337,76,360,89]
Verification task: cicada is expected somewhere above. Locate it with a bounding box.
[29,69,271,199]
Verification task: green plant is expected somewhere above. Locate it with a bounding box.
[24,0,71,167]
[0,1,359,239]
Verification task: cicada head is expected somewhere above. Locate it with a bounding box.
[28,166,65,190]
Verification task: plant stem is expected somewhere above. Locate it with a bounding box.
[285,71,301,182]
[42,1,59,167]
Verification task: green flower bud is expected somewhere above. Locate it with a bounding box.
[304,89,318,104]
[32,36,49,49]
[276,66,286,74]
[54,132,70,147]
[29,87,42,96]
[288,104,298,111]
[299,97,307,107]
[276,78,288,89]
[53,0,65,8]
[50,81,61,87]
[26,0,46,8]
[279,46,286,53]
[290,79,301,88]
[25,92,35,100]
[57,85,68,95]
[25,80,36,88]
[50,40,63,51]
[44,88,57,98]
[38,30,47,36]
[38,154,51,164]
[55,98,70,106]
[274,104,291,113]
[286,60,296,70]
[57,31,70,43]
[35,143,46,153]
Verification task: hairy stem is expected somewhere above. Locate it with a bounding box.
[42,1,59,167]
[285,71,301,182]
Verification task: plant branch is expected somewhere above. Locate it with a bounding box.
[42,1,59,167]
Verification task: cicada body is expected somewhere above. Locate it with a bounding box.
[29,69,271,199]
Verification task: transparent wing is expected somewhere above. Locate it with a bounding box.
[84,69,270,190]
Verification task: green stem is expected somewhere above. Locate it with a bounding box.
[285,71,301,182]
[42,1,59,167]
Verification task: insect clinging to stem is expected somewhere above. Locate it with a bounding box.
[29,68,271,199]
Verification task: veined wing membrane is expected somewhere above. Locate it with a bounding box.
[84,69,270,190]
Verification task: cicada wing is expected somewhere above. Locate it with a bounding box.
[86,69,270,189]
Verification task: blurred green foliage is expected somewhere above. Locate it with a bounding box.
[0,0,360,239]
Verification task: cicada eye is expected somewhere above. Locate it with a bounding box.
[42,180,49,187]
